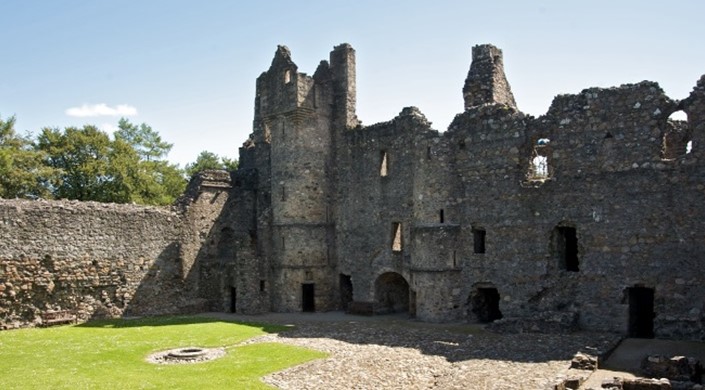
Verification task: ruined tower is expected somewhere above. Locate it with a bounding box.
[250,44,358,312]
[462,44,517,110]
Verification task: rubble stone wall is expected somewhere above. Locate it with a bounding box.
[0,199,187,328]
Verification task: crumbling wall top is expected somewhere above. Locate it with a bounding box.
[463,44,517,111]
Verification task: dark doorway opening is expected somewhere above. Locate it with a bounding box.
[555,226,579,271]
[302,283,315,312]
[230,287,237,313]
[339,274,353,311]
[628,287,655,338]
[470,287,503,323]
[374,272,410,314]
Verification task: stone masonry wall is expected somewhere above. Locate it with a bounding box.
[0,199,188,329]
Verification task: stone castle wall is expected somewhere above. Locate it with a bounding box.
[0,200,187,328]
[1,43,703,340]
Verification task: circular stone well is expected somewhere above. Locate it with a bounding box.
[147,347,226,364]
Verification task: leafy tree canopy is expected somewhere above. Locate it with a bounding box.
[0,116,239,206]
[35,123,186,205]
[0,114,56,199]
[185,150,238,178]
[115,118,173,161]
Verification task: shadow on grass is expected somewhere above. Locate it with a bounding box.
[75,314,289,334]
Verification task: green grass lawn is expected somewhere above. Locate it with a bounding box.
[0,316,326,389]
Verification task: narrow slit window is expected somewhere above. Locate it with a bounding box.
[259,280,266,292]
[380,151,389,177]
[281,185,286,201]
[439,209,445,223]
[391,222,402,252]
[473,228,486,254]
[555,226,579,271]
[284,70,291,84]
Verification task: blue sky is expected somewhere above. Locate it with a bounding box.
[2,1,704,167]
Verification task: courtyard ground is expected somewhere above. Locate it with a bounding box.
[210,311,621,389]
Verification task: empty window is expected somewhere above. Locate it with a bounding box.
[284,69,291,84]
[260,280,266,292]
[527,139,551,181]
[392,222,402,252]
[473,228,486,254]
[281,185,286,201]
[439,209,445,223]
[662,110,691,159]
[554,226,578,271]
[380,151,389,177]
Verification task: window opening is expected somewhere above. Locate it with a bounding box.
[555,226,579,271]
[284,69,291,84]
[380,151,389,177]
[527,138,551,182]
[473,228,486,254]
[439,209,445,223]
[259,280,266,292]
[391,222,402,252]
[662,110,691,159]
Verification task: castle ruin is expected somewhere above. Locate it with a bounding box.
[1,43,704,340]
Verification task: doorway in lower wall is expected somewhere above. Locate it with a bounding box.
[628,286,654,338]
[302,283,315,312]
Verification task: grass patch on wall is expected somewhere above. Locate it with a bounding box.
[0,316,325,389]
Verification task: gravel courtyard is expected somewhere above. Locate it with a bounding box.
[213,312,619,390]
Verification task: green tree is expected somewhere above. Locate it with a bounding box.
[185,150,238,177]
[35,124,186,205]
[114,118,173,161]
[37,125,127,202]
[0,115,56,199]
[113,118,185,204]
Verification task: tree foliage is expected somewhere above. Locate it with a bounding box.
[185,150,239,177]
[36,125,134,202]
[35,121,186,205]
[0,115,238,206]
[115,118,173,161]
[0,115,55,199]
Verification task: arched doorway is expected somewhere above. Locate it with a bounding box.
[374,272,409,314]
[469,286,503,323]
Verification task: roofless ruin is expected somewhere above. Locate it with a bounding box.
[1,43,704,340]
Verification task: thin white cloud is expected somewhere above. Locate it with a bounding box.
[65,103,138,118]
